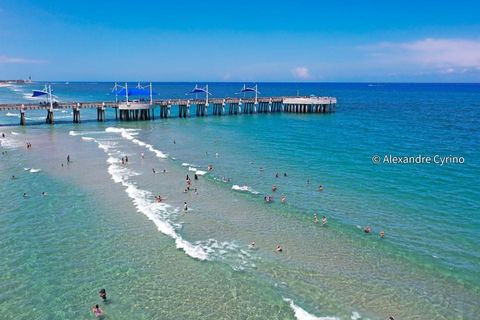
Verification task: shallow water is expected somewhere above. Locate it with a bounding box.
[1,82,479,319]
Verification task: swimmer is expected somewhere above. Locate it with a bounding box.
[275,245,283,253]
[42,192,48,196]
[99,288,107,301]
[388,317,395,320]
[194,188,198,195]
[183,188,188,193]
[23,192,29,198]
[183,202,188,211]
[67,155,70,163]
[125,156,128,163]
[272,185,277,192]
[186,174,190,181]
[92,304,103,318]
[248,242,256,249]
[284,172,288,177]
[322,215,327,226]
[275,172,279,178]
[380,231,385,238]
[364,226,372,234]
[1,133,4,138]
[280,196,286,203]
[141,152,144,159]
[194,173,198,180]
[314,214,319,224]
[173,139,176,144]
[11,175,16,180]
[162,169,167,173]
[155,195,162,202]
[61,163,64,167]
[152,168,156,174]
[318,185,324,191]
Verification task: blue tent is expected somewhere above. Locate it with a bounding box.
[32,90,49,97]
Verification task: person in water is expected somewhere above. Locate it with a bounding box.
[67,155,70,163]
[380,231,385,238]
[183,202,188,211]
[92,304,103,317]
[275,245,283,253]
[364,226,372,234]
[11,175,16,180]
[249,242,256,249]
[322,216,327,226]
[275,172,279,178]
[284,172,288,177]
[280,195,286,203]
[272,185,277,192]
[314,213,319,224]
[194,173,198,180]
[99,288,107,301]
[318,185,324,191]
[42,192,48,196]
[152,168,156,174]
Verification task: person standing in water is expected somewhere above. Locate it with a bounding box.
[92,304,103,317]
[183,202,188,211]
[314,214,319,224]
[99,288,107,301]
[67,155,70,163]
[322,215,327,226]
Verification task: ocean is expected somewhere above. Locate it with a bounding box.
[1,82,479,319]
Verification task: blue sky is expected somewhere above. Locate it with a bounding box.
[0,0,479,82]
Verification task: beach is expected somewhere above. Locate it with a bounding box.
[1,82,479,319]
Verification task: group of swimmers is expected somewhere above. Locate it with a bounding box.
[121,155,129,165]
[26,142,32,149]
[91,289,107,317]
[248,241,284,253]
[363,226,385,238]
[313,213,327,226]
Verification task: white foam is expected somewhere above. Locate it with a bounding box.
[232,185,259,195]
[81,137,95,141]
[195,170,207,176]
[188,166,197,172]
[0,137,23,149]
[100,147,207,260]
[181,163,190,167]
[69,130,80,136]
[105,127,167,159]
[29,168,41,173]
[283,299,339,320]
[6,112,19,117]
[351,311,361,320]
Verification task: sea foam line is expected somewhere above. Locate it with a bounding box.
[283,298,339,320]
[105,127,168,159]
[88,136,208,261]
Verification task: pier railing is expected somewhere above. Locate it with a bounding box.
[0,96,337,125]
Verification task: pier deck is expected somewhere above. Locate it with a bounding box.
[0,96,337,125]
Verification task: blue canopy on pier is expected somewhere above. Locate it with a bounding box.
[32,90,48,97]
[113,88,156,96]
[241,87,257,93]
[191,87,207,94]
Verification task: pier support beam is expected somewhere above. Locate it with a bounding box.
[20,106,26,126]
[46,108,54,124]
[97,106,105,122]
[73,107,81,123]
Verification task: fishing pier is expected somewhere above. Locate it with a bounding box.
[0,84,337,125]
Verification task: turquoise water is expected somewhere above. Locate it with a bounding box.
[1,82,479,319]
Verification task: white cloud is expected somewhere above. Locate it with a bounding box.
[0,55,46,64]
[292,66,311,79]
[363,38,480,75]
